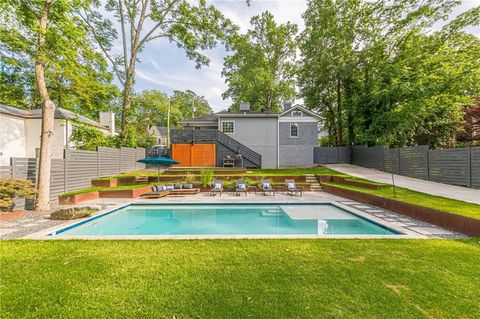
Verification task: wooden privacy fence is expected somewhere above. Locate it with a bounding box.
[0,147,146,209]
[314,146,480,189]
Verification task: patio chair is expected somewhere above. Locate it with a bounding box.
[260,179,275,196]
[235,179,247,197]
[141,185,171,198]
[285,179,303,196]
[210,180,224,196]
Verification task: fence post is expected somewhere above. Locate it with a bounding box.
[467,147,472,188]
[119,147,123,173]
[426,149,430,181]
[97,147,100,178]
[11,157,17,179]
[64,149,68,193]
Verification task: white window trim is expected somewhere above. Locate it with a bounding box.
[291,110,303,117]
[221,120,235,134]
[290,123,299,138]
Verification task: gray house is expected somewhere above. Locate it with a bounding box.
[177,104,322,168]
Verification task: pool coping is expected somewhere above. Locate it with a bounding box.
[24,201,424,239]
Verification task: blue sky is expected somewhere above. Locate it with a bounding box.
[129,0,479,112]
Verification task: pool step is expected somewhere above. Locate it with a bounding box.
[303,174,323,192]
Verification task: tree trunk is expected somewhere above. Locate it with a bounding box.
[336,77,343,145]
[35,0,55,211]
[120,73,134,137]
[344,77,354,145]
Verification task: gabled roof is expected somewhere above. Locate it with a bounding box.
[179,113,219,126]
[0,104,108,129]
[279,104,322,120]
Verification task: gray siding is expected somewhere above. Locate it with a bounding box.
[218,117,278,168]
[278,122,318,167]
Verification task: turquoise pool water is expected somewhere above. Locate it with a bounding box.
[55,204,398,236]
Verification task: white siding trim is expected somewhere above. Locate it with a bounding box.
[279,117,318,123]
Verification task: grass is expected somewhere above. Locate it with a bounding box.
[246,167,342,176]
[1,239,479,318]
[324,182,480,220]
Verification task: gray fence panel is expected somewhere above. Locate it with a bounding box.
[399,146,429,180]
[98,147,121,177]
[0,165,12,179]
[11,158,37,210]
[120,147,136,173]
[50,159,66,206]
[428,148,471,187]
[313,147,351,164]
[313,147,327,163]
[384,148,400,174]
[352,145,367,167]
[470,147,480,189]
[135,148,146,170]
[365,146,385,170]
[65,149,98,191]
[337,147,351,163]
[325,148,338,163]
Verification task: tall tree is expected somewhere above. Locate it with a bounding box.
[222,11,298,112]
[79,0,236,140]
[1,0,117,210]
[0,2,119,115]
[171,89,212,120]
[299,0,480,147]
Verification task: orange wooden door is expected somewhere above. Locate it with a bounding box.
[202,144,216,167]
[171,144,216,167]
[171,144,191,167]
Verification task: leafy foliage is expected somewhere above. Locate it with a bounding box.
[0,0,119,114]
[222,11,298,112]
[200,169,214,187]
[298,0,480,148]
[80,0,237,138]
[69,124,117,151]
[0,179,36,211]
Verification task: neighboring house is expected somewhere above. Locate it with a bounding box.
[178,103,322,168]
[148,126,169,145]
[0,104,115,165]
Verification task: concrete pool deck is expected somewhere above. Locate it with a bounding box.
[1,191,466,239]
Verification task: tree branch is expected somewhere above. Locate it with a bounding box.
[78,10,125,85]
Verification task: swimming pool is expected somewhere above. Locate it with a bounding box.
[51,203,400,237]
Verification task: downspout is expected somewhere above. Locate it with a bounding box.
[277,116,280,168]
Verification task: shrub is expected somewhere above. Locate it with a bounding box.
[200,169,214,187]
[184,172,197,185]
[0,178,36,211]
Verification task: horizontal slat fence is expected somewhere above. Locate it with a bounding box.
[2,147,146,209]
[314,145,480,189]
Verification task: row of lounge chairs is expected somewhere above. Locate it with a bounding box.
[142,179,303,198]
[210,179,303,197]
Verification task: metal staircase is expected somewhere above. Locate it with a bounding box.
[216,131,262,168]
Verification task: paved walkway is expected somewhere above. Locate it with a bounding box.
[324,164,480,204]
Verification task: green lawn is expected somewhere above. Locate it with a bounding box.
[324,182,480,220]
[1,239,479,318]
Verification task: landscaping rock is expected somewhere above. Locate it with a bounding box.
[50,207,98,220]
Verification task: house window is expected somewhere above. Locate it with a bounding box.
[222,121,235,134]
[292,111,303,117]
[290,123,299,138]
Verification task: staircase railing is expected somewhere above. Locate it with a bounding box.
[216,131,262,168]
